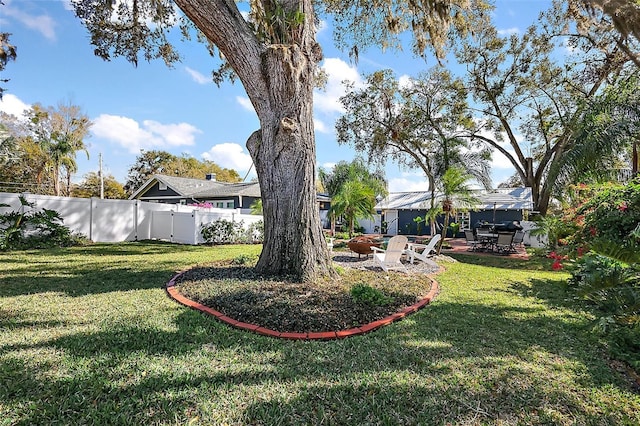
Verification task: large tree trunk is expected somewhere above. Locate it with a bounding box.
[175,0,334,281]
[246,46,332,281]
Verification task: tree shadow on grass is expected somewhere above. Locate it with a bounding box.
[2,302,639,425]
[0,266,178,298]
[447,252,550,271]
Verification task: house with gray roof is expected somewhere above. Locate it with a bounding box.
[370,187,533,235]
[129,174,262,209]
[130,174,332,227]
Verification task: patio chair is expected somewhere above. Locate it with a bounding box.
[494,232,515,254]
[510,231,525,252]
[405,234,441,266]
[371,235,409,273]
[464,230,479,251]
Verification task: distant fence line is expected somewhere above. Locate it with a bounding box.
[0,192,263,245]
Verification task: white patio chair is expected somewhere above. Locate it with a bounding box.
[405,234,441,265]
[371,235,408,273]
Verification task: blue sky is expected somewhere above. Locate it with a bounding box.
[0,0,550,192]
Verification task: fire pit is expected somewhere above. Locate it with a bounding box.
[347,236,383,258]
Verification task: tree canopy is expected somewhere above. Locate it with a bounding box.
[337,68,492,205]
[72,172,127,199]
[0,102,92,196]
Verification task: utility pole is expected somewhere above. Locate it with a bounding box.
[99,153,104,199]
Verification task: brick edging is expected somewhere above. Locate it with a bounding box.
[165,266,442,340]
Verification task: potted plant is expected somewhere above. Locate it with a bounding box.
[449,222,460,237]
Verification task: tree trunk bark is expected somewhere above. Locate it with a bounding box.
[246,44,333,281]
[174,0,334,282]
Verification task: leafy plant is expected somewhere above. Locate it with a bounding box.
[200,219,245,244]
[350,282,392,306]
[413,216,425,235]
[0,195,82,250]
[232,254,256,265]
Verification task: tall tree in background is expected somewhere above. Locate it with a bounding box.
[0,1,17,99]
[24,103,91,196]
[0,103,91,195]
[457,5,638,215]
[330,179,376,238]
[123,150,241,195]
[549,72,640,195]
[71,0,488,281]
[72,172,127,199]
[337,69,492,233]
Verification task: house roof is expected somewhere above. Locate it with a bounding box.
[129,174,261,200]
[375,187,533,211]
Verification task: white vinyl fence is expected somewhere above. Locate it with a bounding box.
[0,192,263,245]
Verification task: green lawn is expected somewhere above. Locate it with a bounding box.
[1,243,638,425]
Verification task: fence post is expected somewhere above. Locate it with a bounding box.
[170,211,174,243]
[89,197,94,242]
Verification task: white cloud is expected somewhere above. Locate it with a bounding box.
[321,162,336,171]
[498,27,519,36]
[398,74,413,89]
[317,19,328,36]
[185,67,210,84]
[314,117,328,134]
[92,114,201,153]
[3,0,57,41]
[142,120,201,146]
[388,177,429,193]
[314,57,362,115]
[201,143,253,174]
[0,94,30,118]
[236,96,254,112]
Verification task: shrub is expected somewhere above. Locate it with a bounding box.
[246,220,264,243]
[350,282,392,306]
[0,196,86,251]
[200,219,245,244]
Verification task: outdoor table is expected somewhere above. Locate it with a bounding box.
[476,232,498,250]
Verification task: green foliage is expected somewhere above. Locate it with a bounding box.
[249,199,263,215]
[0,195,85,250]
[350,282,392,306]
[449,222,460,236]
[246,220,264,243]
[330,179,376,238]
[200,219,264,245]
[72,172,127,199]
[531,214,578,250]
[232,253,256,265]
[577,178,640,251]
[250,1,305,44]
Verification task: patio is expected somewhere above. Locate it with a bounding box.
[444,237,529,260]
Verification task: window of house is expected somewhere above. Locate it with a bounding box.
[226,201,235,209]
[456,211,471,230]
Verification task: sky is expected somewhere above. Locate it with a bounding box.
[0,0,551,193]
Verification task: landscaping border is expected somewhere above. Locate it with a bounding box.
[165,267,442,340]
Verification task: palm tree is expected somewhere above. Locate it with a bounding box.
[319,159,387,235]
[329,180,376,238]
[438,166,478,254]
